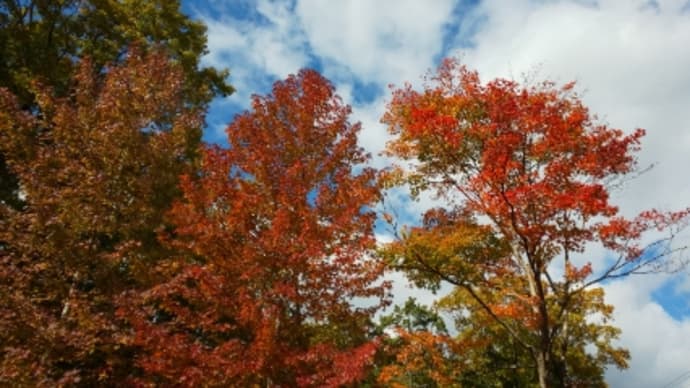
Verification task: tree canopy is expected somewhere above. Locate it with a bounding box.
[120,68,388,387]
[0,48,204,385]
[381,58,688,387]
[0,0,232,209]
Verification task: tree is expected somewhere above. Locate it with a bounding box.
[372,298,462,388]
[0,0,233,209]
[121,69,389,386]
[0,0,231,107]
[0,49,203,385]
[386,209,629,387]
[382,58,688,387]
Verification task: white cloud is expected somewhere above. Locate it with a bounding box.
[296,0,458,85]
[199,0,310,104]
[604,275,690,387]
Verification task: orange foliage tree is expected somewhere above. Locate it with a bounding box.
[382,59,689,387]
[373,298,463,387]
[122,69,389,386]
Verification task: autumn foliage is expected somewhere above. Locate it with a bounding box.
[382,58,688,387]
[0,0,232,211]
[1,7,688,383]
[372,298,463,387]
[0,49,203,385]
[120,69,388,386]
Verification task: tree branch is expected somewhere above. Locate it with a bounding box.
[402,249,534,353]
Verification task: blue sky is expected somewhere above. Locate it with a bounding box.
[180,1,690,386]
[181,0,482,146]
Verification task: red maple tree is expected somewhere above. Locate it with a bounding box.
[123,69,389,386]
[382,58,689,387]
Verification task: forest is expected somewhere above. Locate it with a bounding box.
[1,1,688,387]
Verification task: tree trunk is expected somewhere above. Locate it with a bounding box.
[536,351,548,388]
[523,260,552,388]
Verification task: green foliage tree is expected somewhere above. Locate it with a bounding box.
[378,297,448,335]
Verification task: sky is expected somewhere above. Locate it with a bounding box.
[180,0,690,386]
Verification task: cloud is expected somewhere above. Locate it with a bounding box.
[604,275,690,387]
[296,0,458,85]
[198,0,310,105]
